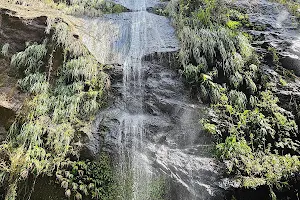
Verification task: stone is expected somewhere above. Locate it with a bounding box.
[232,0,300,76]
[79,123,102,160]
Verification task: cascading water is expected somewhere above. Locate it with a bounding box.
[80,0,225,199]
[117,2,153,199]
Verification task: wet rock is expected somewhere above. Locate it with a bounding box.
[111,0,163,11]
[96,55,225,199]
[233,0,300,76]
[280,39,300,75]
[280,54,300,76]
[143,51,180,68]
[19,175,67,200]
[105,64,123,83]
[80,11,179,65]
[81,3,224,199]
[277,89,300,128]
[146,1,168,15]
[79,123,102,160]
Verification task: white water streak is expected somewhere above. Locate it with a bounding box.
[117,1,153,199]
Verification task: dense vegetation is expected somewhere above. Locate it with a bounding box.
[0,17,116,199]
[167,0,300,198]
[2,0,300,199]
[7,0,128,16]
[48,0,128,16]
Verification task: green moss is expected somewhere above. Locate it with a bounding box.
[111,4,127,13]
[226,20,242,30]
[149,177,167,200]
[279,77,287,86]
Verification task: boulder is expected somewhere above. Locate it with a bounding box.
[79,123,102,160]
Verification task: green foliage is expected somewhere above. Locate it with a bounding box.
[56,153,115,199]
[228,90,247,111]
[0,20,111,200]
[18,73,49,94]
[268,47,280,66]
[202,120,217,135]
[237,34,254,63]
[216,135,252,161]
[217,135,300,188]
[11,42,47,74]
[170,1,258,98]
[45,0,128,17]
[167,0,300,197]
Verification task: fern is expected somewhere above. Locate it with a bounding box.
[11,43,47,74]
[1,19,110,199]
[229,90,247,111]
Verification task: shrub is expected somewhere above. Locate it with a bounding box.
[1,43,10,57]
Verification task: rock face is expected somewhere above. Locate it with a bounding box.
[0,106,14,141]
[80,11,179,65]
[144,57,225,199]
[0,9,47,53]
[233,0,300,75]
[0,9,47,142]
[79,123,103,160]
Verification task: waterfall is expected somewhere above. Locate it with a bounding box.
[80,0,223,199]
[117,1,153,199]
